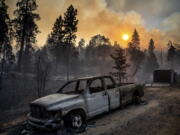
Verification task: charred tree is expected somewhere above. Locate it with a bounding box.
[63,5,78,80]
[0,0,15,75]
[47,15,65,70]
[111,46,129,83]
[13,0,40,71]
[143,39,159,77]
[127,29,144,77]
[167,43,176,69]
[35,54,50,98]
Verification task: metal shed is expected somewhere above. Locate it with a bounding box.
[153,69,177,84]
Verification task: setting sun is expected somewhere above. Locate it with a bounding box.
[122,34,129,41]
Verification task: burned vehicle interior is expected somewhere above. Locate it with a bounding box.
[58,79,87,94]
[58,76,133,94]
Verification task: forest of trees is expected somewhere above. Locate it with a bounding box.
[1,0,180,118]
[1,0,180,99]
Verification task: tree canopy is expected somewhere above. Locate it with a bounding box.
[13,0,40,70]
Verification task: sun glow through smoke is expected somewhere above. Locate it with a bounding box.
[122,34,129,41]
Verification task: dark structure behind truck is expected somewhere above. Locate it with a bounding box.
[153,69,177,84]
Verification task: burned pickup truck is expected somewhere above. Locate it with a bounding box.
[28,75,144,132]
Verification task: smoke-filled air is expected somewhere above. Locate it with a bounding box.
[1,0,180,135]
[6,0,180,49]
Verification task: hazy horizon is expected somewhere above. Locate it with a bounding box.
[6,0,180,49]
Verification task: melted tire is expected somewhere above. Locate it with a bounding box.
[64,112,87,133]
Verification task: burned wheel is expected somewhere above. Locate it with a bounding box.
[133,95,141,104]
[133,88,144,104]
[64,112,86,133]
[71,114,83,129]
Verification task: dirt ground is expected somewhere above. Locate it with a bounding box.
[1,86,180,135]
[81,87,180,135]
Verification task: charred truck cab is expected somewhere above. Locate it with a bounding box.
[28,75,144,132]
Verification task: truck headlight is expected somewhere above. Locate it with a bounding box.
[48,111,62,121]
[45,111,63,128]
[54,111,62,120]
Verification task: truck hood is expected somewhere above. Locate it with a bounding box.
[31,93,79,108]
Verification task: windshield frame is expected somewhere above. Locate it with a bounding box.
[57,81,76,93]
[57,80,86,94]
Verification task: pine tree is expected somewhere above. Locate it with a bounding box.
[63,5,78,46]
[148,39,158,57]
[78,39,85,60]
[148,39,155,52]
[78,38,85,49]
[131,29,140,50]
[127,29,144,76]
[0,0,15,74]
[111,47,129,83]
[47,15,65,67]
[47,16,64,47]
[86,34,111,61]
[13,0,40,71]
[144,39,159,75]
[63,5,78,80]
[148,39,159,69]
[167,44,176,69]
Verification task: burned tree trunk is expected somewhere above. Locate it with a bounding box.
[35,56,50,97]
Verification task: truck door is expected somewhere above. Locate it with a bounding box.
[86,78,109,117]
[104,77,120,110]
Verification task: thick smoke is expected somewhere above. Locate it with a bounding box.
[6,0,180,49]
[162,12,180,43]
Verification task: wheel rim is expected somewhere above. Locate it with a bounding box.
[72,115,83,128]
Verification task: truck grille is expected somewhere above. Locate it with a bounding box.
[30,105,49,119]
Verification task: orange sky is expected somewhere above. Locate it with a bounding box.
[6,0,180,50]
